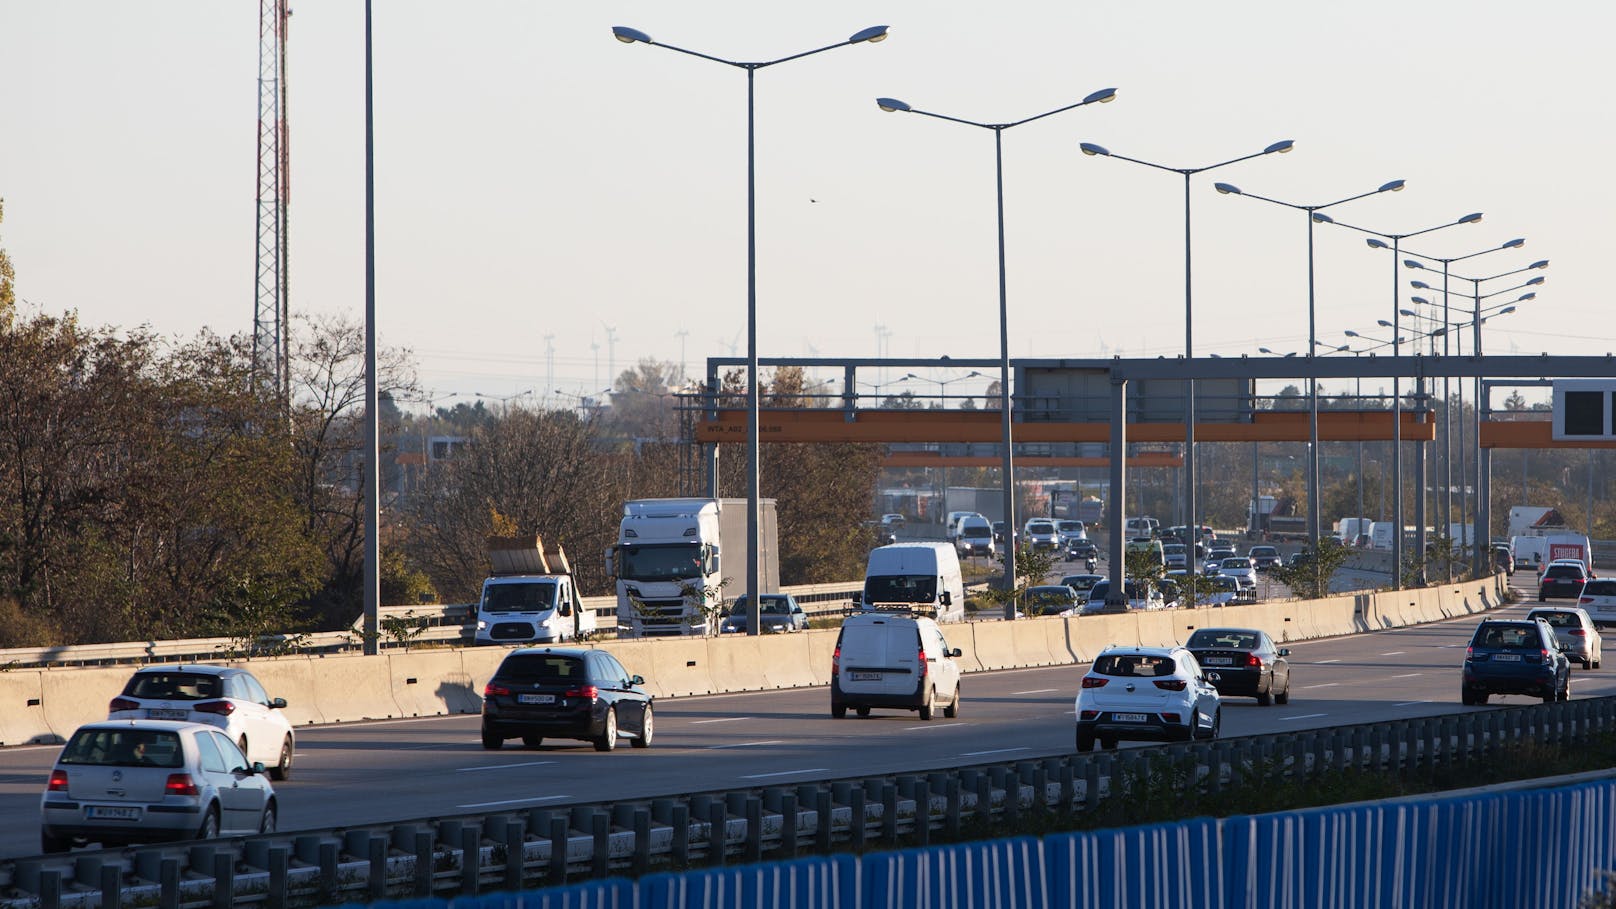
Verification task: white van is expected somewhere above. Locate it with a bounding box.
[830,612,963,719]
[854,542,966,623]
[945,511,982,543]
[1124,516,1159,539]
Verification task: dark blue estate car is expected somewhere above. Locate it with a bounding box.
[1461,619,1571,705]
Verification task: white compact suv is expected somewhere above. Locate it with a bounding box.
[1074,645,1221,751]
[831,612,963,720]
[109,665,296,780]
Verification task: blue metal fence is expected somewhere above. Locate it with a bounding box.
[385,777,1616,909]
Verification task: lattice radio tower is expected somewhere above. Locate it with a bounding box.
[253,0,291,402]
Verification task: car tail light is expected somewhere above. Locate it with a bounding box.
[1079,710,1099,721]
[1245,653,1263,668]
[1580,597,1594,605]
[832,645,840,678]
[165,774,200,797]
[193,700,235,717]
[1154,680,1187,691]
[918,647,929,678]
[1159,713,1181,724]
[109,696,140,712]
[565,685,599,700]
[1081,676,1109,689]
[47,770,68,792]
[1571,629,1587,637]
[484,682,511,697]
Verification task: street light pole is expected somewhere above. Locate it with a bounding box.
[878,90,1118,617]
[361,0,380,656]
[614,25,889,637]
[1080,139,1293,598]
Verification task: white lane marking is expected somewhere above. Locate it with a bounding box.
[1394,700,1426,707]
[707,740,783,750]
[1300,683,1339,689]
[1382,651,1407,656]
[961,747,1031,757]
[903,723,971,731]
[1388,673,1423,679]
[1279,713,1328,721]
[458,760,556,773]
[1314,659,1341,664]
[689,717,750,725]
[1437,643,1465,648]
[459,795,569,809]
[1013,688,1061,695]
[740,768,830,780]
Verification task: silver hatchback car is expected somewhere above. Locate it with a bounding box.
[41,720,277,853]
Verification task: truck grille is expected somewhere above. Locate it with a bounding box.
[634,599,689,633]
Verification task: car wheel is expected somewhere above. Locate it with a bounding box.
[1560,675,1572,702]
[269,735,294,781]
[594,707,619,752]
[40,831,71,854]
[856,706,871,718]
[943,684,960,719]
[481,727,504,750]
[831,703,847,719]
[521,734,545,749]
[632,705,654,748]
[1256,685,1273,707]
[918,688,935,721]
[1539,593,1546,602]
[1595,660,1602,670]
[1075,729,1095,752]
[238,736,250,763]
[197,804,221,841]
[260,800,277,835]
[1100,735,1118,750]
[1275,678,1290,705]
[1461,688,1476,706]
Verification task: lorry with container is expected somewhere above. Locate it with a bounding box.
[474,536,597,645]
[1544,533,1593,571]
[608,497,779,636]
[853,542,965,623]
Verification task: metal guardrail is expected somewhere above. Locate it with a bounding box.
[7,695,1613,909]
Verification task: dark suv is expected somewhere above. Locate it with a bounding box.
[1539,563,1588,601]
[1461,619,1570,705]
[481,648,653,752]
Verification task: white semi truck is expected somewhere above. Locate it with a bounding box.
[473,536,597,645]
[609,497,779,636]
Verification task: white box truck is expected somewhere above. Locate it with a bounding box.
[474,536,597,645]
[853,542,965,623]
[609,498,779,636]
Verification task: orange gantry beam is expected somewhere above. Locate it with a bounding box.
[883,452,1183,469]
[695,408,1437,444]
[1480,420,1616,449]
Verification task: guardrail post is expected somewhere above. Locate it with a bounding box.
[910,777,930,846]
[1057,761,1075,820]
[1029,762,1049,817]
[629,807,651,876]
[548,815,570,884]
[848,785,866,852]
[38,868,62,909]
[814,787,833,852]
[708,800,728,865]
[944,773,963,837]
[461,825,482,894]
[99,863,122,909]
[881,781,899,845]
[1082,757,1100,813]
[159,857,181,909]
[211,850,235,909]
[779,791,799,857]
[590,810,610,878]
[505,817,528,891]
[268,844,292,909]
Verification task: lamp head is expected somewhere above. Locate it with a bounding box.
[1526,276,1546,286]
[1499,306,1517,316]
[1079,142,1111,157]
[1458,212,1483,224]
[1411,281,1431,290]
[1083,87,1119,104]
[1401,307,1419,316]
[1344,330,1361,338]
[1530,259,1549,269]
[1265,139,1296,154]
[1336,344,1351,352]
[1504,238,1526,249]
[1403,259,1425,270]
[1311,212,1334,224]
[876,97,910,113]
[849,25,890,43]
[612,26,652,44]
[1214,182,1242,195]
[1377,320,1394,328]
[1366,238,1389,249]
[1519,293,1536,301]
[1380,179,1406,193]
[1409,299,1428,307]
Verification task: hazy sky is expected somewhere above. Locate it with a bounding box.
[3,1,1610,410]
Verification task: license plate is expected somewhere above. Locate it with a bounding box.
[1202,657,1233,666]
[850,672,883,681]
[1111,713,1148,723]
[1494,654,1522,662]
[87,806,141,821]
[146,709,187,720]
[517,693,556,705]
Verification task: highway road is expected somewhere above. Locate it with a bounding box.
[0,575,1603,860]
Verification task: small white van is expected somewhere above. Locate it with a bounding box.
[945,511,982,543]
[854,542,966,623]
[831,612,963,719]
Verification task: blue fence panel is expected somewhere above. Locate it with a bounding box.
[640,855,858,909]
[444,878,638,909]
[862,836,1047,909]
[1047,817,1225,909]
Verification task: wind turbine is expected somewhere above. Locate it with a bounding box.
[601,323,619,391]
[543,334,555,406]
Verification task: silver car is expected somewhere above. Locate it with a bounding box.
[41,720,277,853]
[1525,606,1604,670]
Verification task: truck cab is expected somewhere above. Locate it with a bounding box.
[474,536,595,645]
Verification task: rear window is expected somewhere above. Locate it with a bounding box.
[1094,654,1178,677]
[497,654,586,683]
[60,728,185,768]
[1472,625,1542,650]
[1545,566,1585,580]
[1530,612,1580,628]
[1188,630,1258,649]
[124,671,223,701]
[1583,580,1616,596]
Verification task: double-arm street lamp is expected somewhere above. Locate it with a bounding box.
[1214,180,1403,565]
[878,89,1118,615]
[1316,212,1482,585]
[613,24,890,636]
[1079,139,1293,592]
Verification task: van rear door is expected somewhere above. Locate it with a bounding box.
[839,619,921,696]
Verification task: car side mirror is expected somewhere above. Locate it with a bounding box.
[559,601,572,617]
[949,647,963,658]
[1278,648,1290,657]
[270,697,287,709]
[850,591,862,605]
[251,762,267,776]
[631,674,645,686]
[939,591,953,606]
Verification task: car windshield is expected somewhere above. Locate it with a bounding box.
[1531,612,1579,628]
[1251,547,1277,556]
[962,525,991,538]
[865,575,937,604]
[1473,626,1540,650]
[1061,576,1100,592]
[497,654,586,683]
[1089,581,1144,599]
[1222,558,1249,569]
[482,581,557,613]
[60,728,185,768]
[1057,522,1082,534]
[1164,545,1186,554]
[731,597,790,616]
[124,671,222,701]
[1094,654,1177,677]
[618,543,704,581]
[1028,523,1055,535]
[1027,588,1075,606]
[1188,630,1259,649]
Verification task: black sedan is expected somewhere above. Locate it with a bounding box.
[1186,628,1291,706]
[481,647,653,752]
[720,594,808,634]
